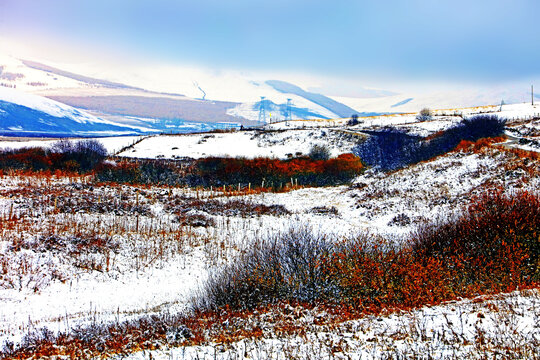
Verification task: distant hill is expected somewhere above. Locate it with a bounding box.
[265,80,359,118]
[21,60,139,90]
[1,53,384,124]
[0,87,150,137]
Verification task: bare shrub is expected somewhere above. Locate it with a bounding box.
[175,213,215,227]
[194,189,540,313]
[50,139,107,171]
[348,114,360,126]
[412,189,540,283]
[310,206,339,216]
[166,198,290,218]
[308,144,331,161]
[192,226,337,311]
[416,108,432,121]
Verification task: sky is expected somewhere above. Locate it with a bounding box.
[0,0,539,91]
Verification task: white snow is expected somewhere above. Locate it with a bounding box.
[0,98,537,358]
[120,289,540,360]
[117,130,356,160]
[113,103,540,160]
[0,54,84,92]
[0,86,149,130]
[0,135,147,155]
[0,250,206,345]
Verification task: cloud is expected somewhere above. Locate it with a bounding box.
[0,0,538,82]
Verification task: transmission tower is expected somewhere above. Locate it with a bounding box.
[258,96,267,123]
[286,98,293,121]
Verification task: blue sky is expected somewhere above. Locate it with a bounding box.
[0,0,539,85]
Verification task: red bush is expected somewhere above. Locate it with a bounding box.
[194,154,364,187]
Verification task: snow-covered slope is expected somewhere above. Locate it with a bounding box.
[117,129,358,160]
[332,83,539,114]
[0,54,87,92]
[0,87,153,136]
[3,51,538,129]
[115,102,540,160]
[0,53,359,123]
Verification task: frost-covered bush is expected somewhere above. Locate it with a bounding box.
[193,226,337,311]
[194,190,539,312]
[308,143,331,160]
[96,159,186,185]
[416,108,432,121]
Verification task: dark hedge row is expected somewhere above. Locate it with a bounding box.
[96,153,364,188]
[354,115,506,171]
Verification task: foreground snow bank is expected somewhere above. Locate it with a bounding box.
[122,289,539,360]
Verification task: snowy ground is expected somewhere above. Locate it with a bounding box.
[116,129,358,160]
[115,103,540,160]
[0,104,538,358]
[1,103,538,161]
[121,288,540,359]
[0,135,146,155]
[0,142,538,350]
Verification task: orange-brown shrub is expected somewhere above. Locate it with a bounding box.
[504,147,540,160]
[0,140,107,173]
[2,190,539,359]
[454,136,507,153]
[196,189,539,312]
[412,189,540,283]
[194,153,364,187]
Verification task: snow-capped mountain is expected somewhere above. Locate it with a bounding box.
[1,51,538,135]
[0,53,360,124]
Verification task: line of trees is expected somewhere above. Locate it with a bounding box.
[354,115,506,171]
[0,139,107,172]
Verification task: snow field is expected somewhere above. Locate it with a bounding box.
[117,129,358,160]
[0,106,538,358]
[1,141,538,350]
[121,289,540,359]
[116,103,540,161]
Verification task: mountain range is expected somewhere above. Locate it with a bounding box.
[0,52,537,137]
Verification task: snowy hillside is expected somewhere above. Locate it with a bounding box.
[5,51,538,131]
[0,129,538,357]
[0,97,538,358]
[333,83,539,114]
[0,53,360,124]
[0,87,153,136]
[116,103,540,160]
[3,52,540,131]
[0,54,87,93]
[117,129,359,160]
